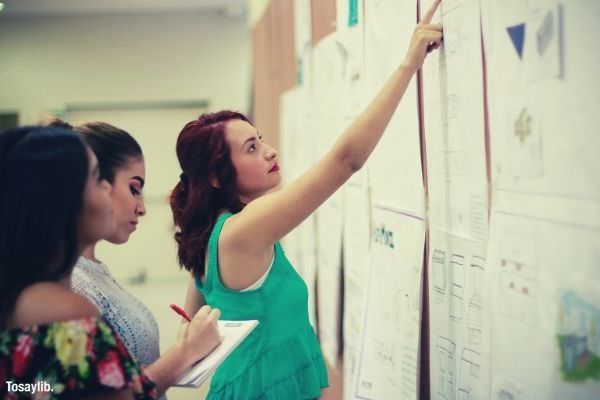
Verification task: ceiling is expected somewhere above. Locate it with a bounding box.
[0,0,247,17]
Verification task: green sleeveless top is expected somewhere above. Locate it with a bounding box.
[195,212,329,399]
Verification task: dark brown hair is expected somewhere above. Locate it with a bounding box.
[74,122,143,184]
[43,117,143,184]
[0,126,88,328]
[170,111,250,279]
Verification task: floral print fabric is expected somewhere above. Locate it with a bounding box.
[0,317,156,399]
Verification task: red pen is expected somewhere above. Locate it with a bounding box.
[170,303,191,322]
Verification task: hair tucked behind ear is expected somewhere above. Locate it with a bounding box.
[170,111,250,279]
[74,122,143,184]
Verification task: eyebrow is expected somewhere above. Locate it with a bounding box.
[131,176,145,187]
[242,136,256,149]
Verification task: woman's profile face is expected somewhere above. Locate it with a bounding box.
[106,158,146,244]
[225,119,280,203]
[78,149,115,249]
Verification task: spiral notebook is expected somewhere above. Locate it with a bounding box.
[175,320,259,388]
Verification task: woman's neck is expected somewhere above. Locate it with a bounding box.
[81,244,99,263]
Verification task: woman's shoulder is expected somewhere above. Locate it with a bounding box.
[9,283,98,328]
[1,314,158,399]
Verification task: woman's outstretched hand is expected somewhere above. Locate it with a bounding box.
[402,0,443,72]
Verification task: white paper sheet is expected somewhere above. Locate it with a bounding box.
[422,0,489,242]
[301,216,318,329]
[428,227,490,400]
[342,182,371,400]
[279,88,318,331]
[294,0,312,86]
[305,33,344,350]
[355,206,425,400]
[483,0,600,225]
[280,88,316,324]
[316,191,344,367]
[336,0,368,186]
[175,320,259,388]
[282,214,318,329]
[280,88,304,187]
[311,32,347,160]
[364,0,424,215]
[488,211,600,399]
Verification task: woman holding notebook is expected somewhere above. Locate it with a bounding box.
[44,119,222,398]
[0,125,156,399]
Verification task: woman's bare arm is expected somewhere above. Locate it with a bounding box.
[220,0,443,289]
[184,274,205,317]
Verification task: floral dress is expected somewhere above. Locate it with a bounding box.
[0,317,157,399]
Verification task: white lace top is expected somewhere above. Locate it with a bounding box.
[71,257,161,368]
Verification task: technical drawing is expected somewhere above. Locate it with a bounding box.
[374,339,398,372]
[450,254,465,321]
[467,256,485,347]
[433,249,447,294]
[468,256,485,304]
[457,349,480,400]
[497,103,544,181]
[498,256,538,323]
[436,336,456,400]
[514,108,532,144]
[492,376,524,400]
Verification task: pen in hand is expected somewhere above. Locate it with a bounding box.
[170,303,192,322]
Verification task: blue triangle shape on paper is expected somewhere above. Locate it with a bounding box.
[507,23,526,59]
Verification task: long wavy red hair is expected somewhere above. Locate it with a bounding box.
[170,111,250,279]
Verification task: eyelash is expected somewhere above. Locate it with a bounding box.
[130,186,141,196]
[248,135,264,153]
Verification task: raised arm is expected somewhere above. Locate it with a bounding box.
[225,0,442,254]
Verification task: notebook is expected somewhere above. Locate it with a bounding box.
[175,320,259,388]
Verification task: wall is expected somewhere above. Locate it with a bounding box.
[0,11,251,122]
[0,10,251,400]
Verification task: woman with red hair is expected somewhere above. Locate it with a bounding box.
[170,2,443,398]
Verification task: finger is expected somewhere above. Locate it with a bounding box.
[209,308,221,320]
[196,305,211,317]
[419,31,443,43]
[206,309,220,323]
[421,0,441,25]
[418,23,443,32]
[204,310,221,326]
[418,28,443,37]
